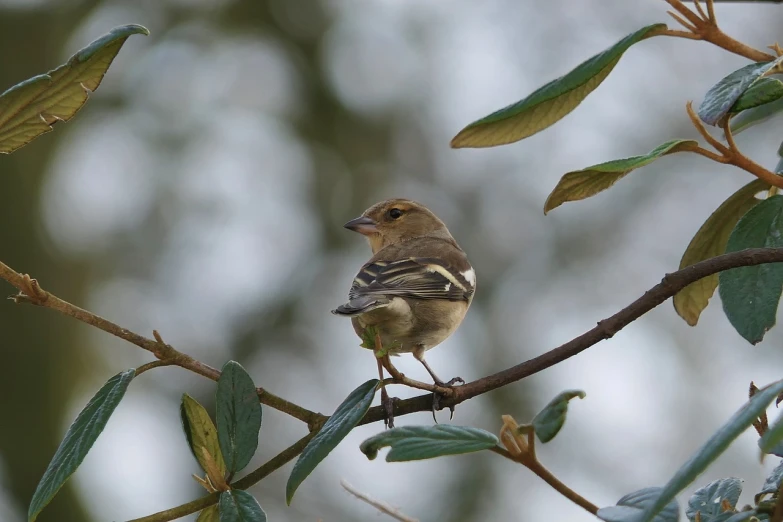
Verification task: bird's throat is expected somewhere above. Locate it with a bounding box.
[367,233,385,254]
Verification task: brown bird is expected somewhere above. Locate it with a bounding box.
[332,199,476,425]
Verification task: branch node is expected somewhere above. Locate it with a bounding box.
[16,274,49,305]
[596,319,617,339]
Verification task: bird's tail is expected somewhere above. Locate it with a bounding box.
[331,296,389,316]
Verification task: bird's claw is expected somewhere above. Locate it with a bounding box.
[431,376,464,423]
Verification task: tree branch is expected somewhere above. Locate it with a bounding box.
[359,247,783,422]
[0,261,325,427]
[8,248,783,521]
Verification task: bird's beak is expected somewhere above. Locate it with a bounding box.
[343,215,378,236]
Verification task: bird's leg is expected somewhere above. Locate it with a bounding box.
[412,347,464,421]
[374,332,395,428]
[412,347,464,387]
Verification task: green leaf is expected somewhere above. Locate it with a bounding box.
[598,487,678,522]
[216,361,262,474]
[0,25,148,154]
[760,412,783,456]
[674,179,768,326]
[718,196,783,344]
[544,140,697,214]
[359,425,498,462]
[450,24,666,148]
[755,460,783,504]
[638,380,783,522]
[698,58,782,126]
[686,478,743,521]
[531,390,586,443]
[764,440,783,458]
[218,490,267,522]
[28,369,135,521]
[774,140,783,176]
[730,96,783,135]
[181,394,227,477]
[730,78,783,113]
[196,505,220,522]
[286,379,378,505]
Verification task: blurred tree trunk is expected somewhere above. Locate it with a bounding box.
[0,4,98,521]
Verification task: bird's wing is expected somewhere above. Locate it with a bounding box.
[348,257,474,302]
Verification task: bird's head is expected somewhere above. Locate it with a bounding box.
[343,199,451,253]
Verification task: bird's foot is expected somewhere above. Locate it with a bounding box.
[431,376,465,423]
[380,386,396,428]
[440,376,465,387]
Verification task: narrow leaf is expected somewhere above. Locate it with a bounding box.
[730,77,783,113]
[216,361,262,474]
[686,478,742,521]
[531,390,586,443]
[674,179,768,326]
[730,96,783,134]
[200,447,229,491]
[451,24,666,148]
[286,379,378,505]
[360,425,498,462]
[181,394,227,477]
[544,140,697,213]
[718,196,783,344]
[196,505,220,522]
[598,487,678,522]
[219,490,267,522]
[28,369,135,521]
[0,25,149,154]
[698,58,782,126]
[638,380,783,522]
[755,460,783,504]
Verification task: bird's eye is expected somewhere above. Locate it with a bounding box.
[388,208,403,220]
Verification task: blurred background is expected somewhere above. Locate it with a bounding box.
[2,0,783,521]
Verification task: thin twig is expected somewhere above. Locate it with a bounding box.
[706,0,716,23]
[685,102,730,155]
[660,0,775,61]
[489,446,598,515]
[0,261,324,426]
[723,118,740,153]
[128,432,316,522]
[721,119,783,189]
[664,0,703,25]
[692,0,708,20]
[685,145,731,164]
[682,103,783,189]
[667,11,700,33]
[135,360,174,376]
[341,480,420,522]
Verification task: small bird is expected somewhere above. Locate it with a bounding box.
[332,199,476,424]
